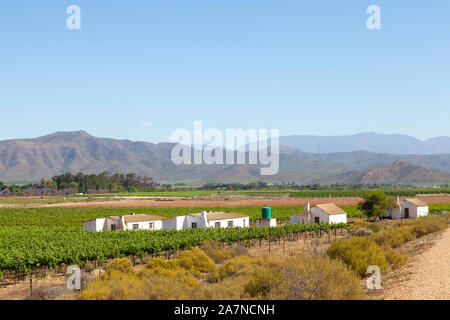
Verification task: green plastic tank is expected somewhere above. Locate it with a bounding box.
[262,207,271,219]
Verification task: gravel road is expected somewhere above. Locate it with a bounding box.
[383,227,450,300]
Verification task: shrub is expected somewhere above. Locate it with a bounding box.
[412,216,447,236]
[200,241,236,263]
[244,267,282,299]
[104,258,134,278]
[211,255,256,282]
[327,237,389,277]
[244,255,366,300]
[373,226,415,248]
[177,248,217,274]
[146,257,180,271]
[383,248,408,269]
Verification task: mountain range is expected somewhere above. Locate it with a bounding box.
[280,132,450,155]
[0,131,449,185]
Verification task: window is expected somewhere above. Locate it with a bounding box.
[215,222,221,228]
[111,224,117,231]
[132,224,139,230]
[191,222,198,229]
[314,217,320,224]
[228,221,233,228]
[149,222,155,230]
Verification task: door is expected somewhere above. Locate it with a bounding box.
[404,208,409,219]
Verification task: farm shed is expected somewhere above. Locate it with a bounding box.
[164,211,250,230]
[290,203,312,224]
[83,214,168,232]
[256,207,277,227]
[291,203,347,225]
[389,197,428,220]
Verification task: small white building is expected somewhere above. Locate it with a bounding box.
[83,214,168,232]
[389,198,428,220]
[164,211,250,230]
[256,218,277,227]
[291,203,347,225]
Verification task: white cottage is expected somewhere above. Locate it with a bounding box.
[83,214,168,232]
[291,203,347,225]
[389,198,428,220]
[164,211,249,230]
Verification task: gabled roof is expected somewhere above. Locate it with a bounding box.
[109,214,168,223]
[315,203,346,215]
[190,211,248,222]
[404,198,428,207]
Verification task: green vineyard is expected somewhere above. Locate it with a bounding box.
[0,204,446,273]
[0,223,347,273]
[289,189,450,198]
[0,206,366,228]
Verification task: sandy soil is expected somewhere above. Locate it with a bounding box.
[0,194,448,209]
[0,275,70,300]
[381,228,450,300]
[37,197,362,208]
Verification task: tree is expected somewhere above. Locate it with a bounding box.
[358,190,395,221]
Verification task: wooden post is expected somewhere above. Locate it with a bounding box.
[268,227,271,253]
[30,275,33,297]
[259,228,262,247]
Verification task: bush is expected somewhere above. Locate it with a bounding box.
[373,226,415,248]
[145,257,180,271]
[104,258,134,278]
[244,255,366,300]
[211,255,256,282]
[383,248,408,269]
[412,216,447,236]
[327,237,389,277]
[200,241,236,263]
[177,248,217,274]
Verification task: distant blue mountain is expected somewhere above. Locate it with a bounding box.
[280,132,450,155]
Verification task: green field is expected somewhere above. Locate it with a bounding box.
[0,204,447,273]
[0,205,368,228]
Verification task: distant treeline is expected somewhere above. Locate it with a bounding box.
[1,175,449,196]
[199,182,450,191]
[0,172,165,196]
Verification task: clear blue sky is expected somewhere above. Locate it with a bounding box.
[1,0,449,143]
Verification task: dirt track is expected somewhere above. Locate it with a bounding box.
[38,194,450,208]
[1,194,449,209]
[382,228,450,300]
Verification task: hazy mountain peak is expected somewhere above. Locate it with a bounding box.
[280,132,450,155]
[34,130,94,143]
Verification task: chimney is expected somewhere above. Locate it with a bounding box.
[304,202,311,213]
[201,211,208,227]
[396,196,400,206]
[120,215,127,230]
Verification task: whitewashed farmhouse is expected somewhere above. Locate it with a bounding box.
[389,197,428,220]
[83,214,168,232]
[291,203,347,225]
[164,211,250,230]
[83,211,250,232]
